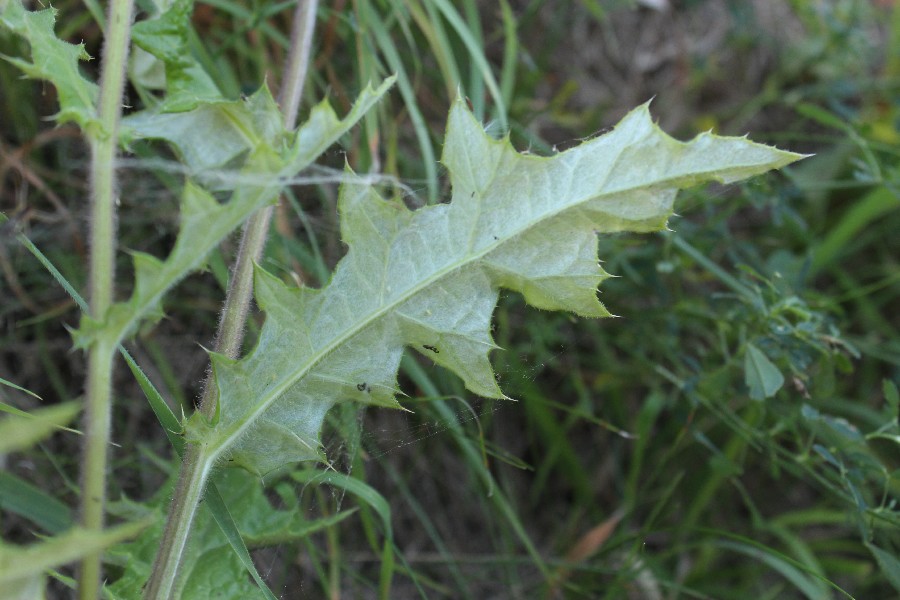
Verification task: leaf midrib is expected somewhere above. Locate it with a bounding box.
[205,151,638,461]
[204,117,799,464]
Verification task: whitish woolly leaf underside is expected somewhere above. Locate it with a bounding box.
[192,100,804,476]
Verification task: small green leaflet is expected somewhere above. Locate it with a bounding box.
[187,99,805,476]
[744,342,785,400]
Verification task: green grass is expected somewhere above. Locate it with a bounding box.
[1,0,899,598]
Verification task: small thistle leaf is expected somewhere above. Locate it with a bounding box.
[75,81,393,349]
[0,0,100,131]
[130,0,221,111]
[203,99,805,476]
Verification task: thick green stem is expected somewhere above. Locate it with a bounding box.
[78,0,136,598]
[144,2,320,597]
[142,446,215,600]
[78,339,116,598]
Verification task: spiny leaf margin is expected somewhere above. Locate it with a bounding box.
[188,98,805,476]
[0,0,100,132]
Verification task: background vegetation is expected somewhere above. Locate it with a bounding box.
[1,0,898,598]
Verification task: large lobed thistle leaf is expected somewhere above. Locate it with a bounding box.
[189,100,806,476]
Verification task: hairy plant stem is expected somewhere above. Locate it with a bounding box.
[78,0,136,598]
[144,2,320,597]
